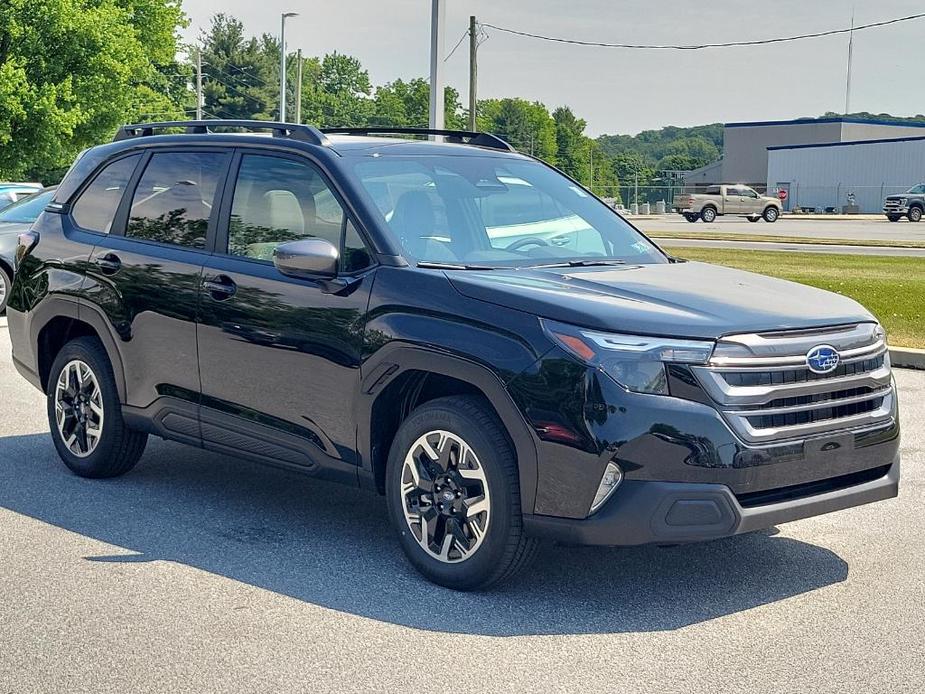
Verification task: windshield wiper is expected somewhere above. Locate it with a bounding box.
[527,259,627,269]
[417,261,497,270]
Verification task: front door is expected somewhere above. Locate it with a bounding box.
[196,151,377,476]
[80,149,230,434]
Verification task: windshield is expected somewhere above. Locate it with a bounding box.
[0,189,53,224]
[907,184,925,194]
[347,155,666,267]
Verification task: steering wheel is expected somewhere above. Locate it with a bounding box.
[506,237,550,252]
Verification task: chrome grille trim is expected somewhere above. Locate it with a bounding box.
[692,323,894,443]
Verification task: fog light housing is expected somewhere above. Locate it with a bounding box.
[589,461,623,514]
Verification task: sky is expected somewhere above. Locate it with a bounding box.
[178,0,925,136]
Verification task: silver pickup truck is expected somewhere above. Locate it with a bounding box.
[673,184,782,223]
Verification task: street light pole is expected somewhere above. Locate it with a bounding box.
[429,0,446,130]
[280,12,298,123]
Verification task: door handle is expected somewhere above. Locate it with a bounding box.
[203,274,237,300]
[94,253,122,275]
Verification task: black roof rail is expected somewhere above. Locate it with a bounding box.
[113,120,331,147]
[321,127,516,153]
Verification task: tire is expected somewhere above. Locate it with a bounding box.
[908,206,922,223]
[763,206,779,223]
[385,395,537,590]
[747,216,759,223]
[47,337,147,478]
[0,265,11,315]
[887,215,901,223]
[700,206,717,223]
[683,213,698,223]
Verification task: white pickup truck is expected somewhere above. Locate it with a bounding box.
[673,184,782,223]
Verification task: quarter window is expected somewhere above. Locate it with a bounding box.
[71,155,141,233]
[126,152,225,249]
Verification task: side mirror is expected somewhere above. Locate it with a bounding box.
[273,238,339,279]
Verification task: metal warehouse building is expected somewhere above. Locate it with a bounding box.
[767,136,925,213]
[685,118,925,211]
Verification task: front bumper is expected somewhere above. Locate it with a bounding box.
[884,205,908,214]
[524,455,899,546]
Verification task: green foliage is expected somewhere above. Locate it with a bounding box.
[597,123,723,177]
[0,0,189,181]
[477,98,556,161]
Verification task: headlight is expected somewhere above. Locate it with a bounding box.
[542,319,714,395]
[899,198,908,205]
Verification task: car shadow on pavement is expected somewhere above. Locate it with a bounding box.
[0,433,849,637]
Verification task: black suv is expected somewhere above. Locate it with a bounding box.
[8,121,900,590]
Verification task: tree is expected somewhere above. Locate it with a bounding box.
[0,0,188,181]
[478,98,556,162]
[553,106,589,183]
[369,77,464,129]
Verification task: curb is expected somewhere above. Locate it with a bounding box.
[890,347,925,370]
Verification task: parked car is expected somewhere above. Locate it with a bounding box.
[0,182,43,212]
[7,121,899,590]
[673,184,782,223]
[0,187,56,313]
[883,184,925,222]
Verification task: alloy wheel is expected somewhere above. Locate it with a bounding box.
[0,272,8,309]
[399,430,491,564]
[54,359,105,458]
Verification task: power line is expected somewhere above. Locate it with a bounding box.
[444,28,469,61]
[480,12,925,50]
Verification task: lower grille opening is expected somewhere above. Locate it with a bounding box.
[736,464,891,508]
[745,397,884,430]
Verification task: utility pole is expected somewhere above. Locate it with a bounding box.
[845,7,855,115]
[195,48,203,120]
[280,12,298,122]
[588,145,594,192]
[429,0,446,130]
[294,49,303,124]
[468,16,478,131]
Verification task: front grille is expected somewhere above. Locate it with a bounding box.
[691,323,894,443]
[884,200,904,211]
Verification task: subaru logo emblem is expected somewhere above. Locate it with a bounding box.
[806,345,840,374]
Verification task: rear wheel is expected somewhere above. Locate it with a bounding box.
[385,395,537,590]
[700,207,717,223]
[0,265,11,314]
[763,206,779,223]
[47,337,147,478]
[908,206,922,223]
[887,215,901,222]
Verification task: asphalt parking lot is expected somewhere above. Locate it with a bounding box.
[632,213,925,242]
[0,316,923,693]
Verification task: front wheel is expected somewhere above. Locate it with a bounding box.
[385,396,537,590]
[763,206,779,223]
[700,207,717,223]
[908,207,922,223]
[47,337,147,478]
[747,216,760,223]
[0,265,11,314]
[887,215,901,222]
[683,213,699,223]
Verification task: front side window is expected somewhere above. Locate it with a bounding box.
[126,152,225,248]
[71,155,141,233]
[348,155,665,267]
[907,184,925,194]
[228,154,371,273]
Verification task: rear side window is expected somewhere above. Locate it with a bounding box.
[126,152,226,249]
[71,155,141,233]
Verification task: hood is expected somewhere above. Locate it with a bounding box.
[885,194,913,200]
[447,261,875,339]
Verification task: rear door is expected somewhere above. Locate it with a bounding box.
[81,148,231,436]
[196,150,377,476]
[723,186,744,214]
